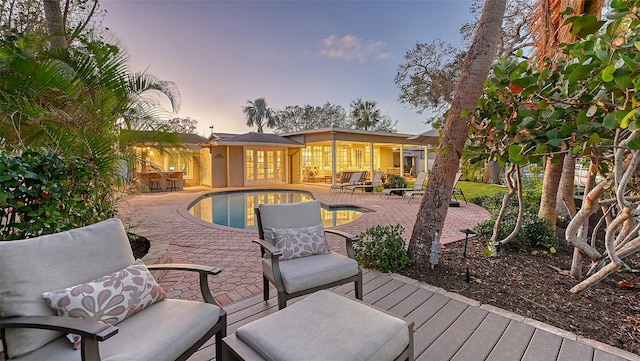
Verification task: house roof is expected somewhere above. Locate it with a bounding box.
[121,130,211,145]
[212,132,304,147]
[281,126,436,146]
[281,126,419,138]
[208,132,237,141]
[407,128,440,145]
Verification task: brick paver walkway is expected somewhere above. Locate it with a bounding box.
[117,184,490,306]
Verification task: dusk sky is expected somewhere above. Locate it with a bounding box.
[102,1,475,136]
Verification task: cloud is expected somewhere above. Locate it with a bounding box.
[318,34,389,62]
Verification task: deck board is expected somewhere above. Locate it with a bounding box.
[188,270,634,361]
[420,306,489,361]
[486,321,535,361]
[450,312,511,361]
[522,329,563,361]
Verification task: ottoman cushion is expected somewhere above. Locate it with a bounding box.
[236,290,409,361]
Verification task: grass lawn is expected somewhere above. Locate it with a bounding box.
[456,181,506,201]
[405,179,506,202]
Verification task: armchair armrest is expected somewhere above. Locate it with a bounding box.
[0,315,118,341]
[2,316,119,361]
[146,263,221,275]
[251,238,282,257]
[146,263,222,306]
[324,229,359,242]
[324,229,359,259]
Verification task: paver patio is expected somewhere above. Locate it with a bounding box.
[117,184,489,305]
[116,184,638,361]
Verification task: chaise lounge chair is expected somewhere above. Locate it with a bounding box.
[406,171,466,204]
[451,172,467,204]
[329,171,363,192]
[381,171,427,199]
[346,171,384,193]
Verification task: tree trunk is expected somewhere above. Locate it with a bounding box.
[538,154,564,229]
[43,0,67,49]
[556,155,576,219]
[483,160,501,184]
[408,0,507,265]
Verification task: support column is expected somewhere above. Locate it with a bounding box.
[331,140,337,184]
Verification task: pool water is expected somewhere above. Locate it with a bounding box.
[188,190,367,229]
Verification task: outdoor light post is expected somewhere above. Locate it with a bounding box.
[460,229,476,283]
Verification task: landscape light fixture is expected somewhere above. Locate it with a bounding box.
[459,229,476,283]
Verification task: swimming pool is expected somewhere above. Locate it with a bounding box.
[187,190,368,229]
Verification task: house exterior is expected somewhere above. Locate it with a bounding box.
[124,127,437,190]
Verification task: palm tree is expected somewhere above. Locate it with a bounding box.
[0,35,180,186]
[242,98,278,133]
[407,0,507,265]
[350,98,381,130]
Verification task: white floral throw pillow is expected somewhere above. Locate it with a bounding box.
[42,259,166,326]
[272,224,330,260]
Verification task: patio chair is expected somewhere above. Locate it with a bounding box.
[253,200,363,309]
[347,170,384,193]
[146,171,163,192]
[451,172,467,204]
[381,171,427,199]
[406,171,466,204]
[165,171,183,191]
[329,171,363,192]
[0,218,227,361]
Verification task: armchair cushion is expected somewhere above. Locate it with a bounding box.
[262,253,358,293]
[0,219,135,358]
[258,200,324,245]
[13,299,221,361]
[42,260,167,327]
[272,224,329,260]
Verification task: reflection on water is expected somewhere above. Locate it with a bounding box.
[188,190,366,229]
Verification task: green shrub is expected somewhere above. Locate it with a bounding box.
[386,174,406,188]
[0,148,117,240]
[472,188,558,250]
[353,224,412,273]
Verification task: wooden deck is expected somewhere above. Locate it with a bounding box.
[189,270,636,361]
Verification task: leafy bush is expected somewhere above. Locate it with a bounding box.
[473,191,558,249]
[386,174,406,188]
[353,224,412,273]
[0,148,117,240]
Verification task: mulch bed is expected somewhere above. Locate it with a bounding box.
[399,236,640,356]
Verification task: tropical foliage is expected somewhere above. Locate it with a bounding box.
[1,0,181,236]
[469,0,640,292]
[0,148,117,240]
[242,97,278,133]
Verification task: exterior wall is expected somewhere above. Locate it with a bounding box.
[228,146,244,187]
[291,149,301,184]
[211,145,228,188]
[379,147,395,174]
[199,147,212,187]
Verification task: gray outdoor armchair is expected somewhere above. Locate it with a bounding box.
[254,200,363,309]
[0,218,227,361]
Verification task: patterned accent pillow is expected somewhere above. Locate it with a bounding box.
[272,224,330,260]
[42,260,167,327]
